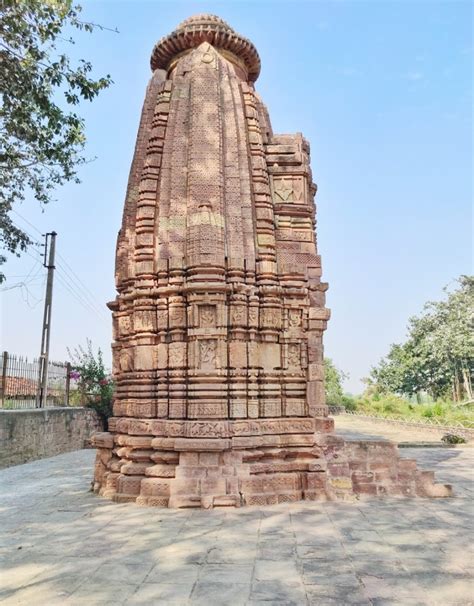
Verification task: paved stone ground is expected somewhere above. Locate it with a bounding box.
[334,414,470,444]
[0,425,473,605]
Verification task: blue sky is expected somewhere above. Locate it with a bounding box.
[1,0,472,392]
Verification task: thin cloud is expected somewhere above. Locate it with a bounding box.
[404,71,424,81]
[340,67,362,77]
[316,20,330,31]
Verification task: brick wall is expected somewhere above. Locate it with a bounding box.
[0,408,102,468]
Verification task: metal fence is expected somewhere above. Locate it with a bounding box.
[0,352,71,409]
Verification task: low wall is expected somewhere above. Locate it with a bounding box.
[329,409,474,442]
[0,407,102,468]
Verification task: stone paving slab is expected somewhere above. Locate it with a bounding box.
[334,414,471,444]
[0,444,473,605]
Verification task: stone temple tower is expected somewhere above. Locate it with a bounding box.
[92,15,451,507]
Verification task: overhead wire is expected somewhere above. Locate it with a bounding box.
[55,268,108,323]
[56,250,108,319]
[20,275,46,309]
[8,213,109,323]
[11,208,43,237]
[55,273,107,324]
[1,256,44,292]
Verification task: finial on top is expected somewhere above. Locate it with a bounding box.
[150,14,261,82]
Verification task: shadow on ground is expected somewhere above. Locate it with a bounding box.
[0,444,472,605]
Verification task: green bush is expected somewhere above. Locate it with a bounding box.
[68,340,114,430]
[341,395,357,411]
[349,391,474,428]
[422,407,433,418]
[441,433,466,444]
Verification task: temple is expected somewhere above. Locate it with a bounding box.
[92,15,451,507]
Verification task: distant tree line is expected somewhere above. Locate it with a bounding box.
[369,276,473,402]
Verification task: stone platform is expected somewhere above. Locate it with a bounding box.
[0,444,472,605]
[92,417,452,507]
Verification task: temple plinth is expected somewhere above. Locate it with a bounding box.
[92,14,451,507]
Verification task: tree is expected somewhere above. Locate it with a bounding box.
[324,357,348,405]
[68,339,114,428]
[370,276,474,401]
[0,0,113,281]
[369,342,420,398]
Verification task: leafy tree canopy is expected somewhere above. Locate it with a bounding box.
[369,276,474,401]
[0,0,113,281]
[324,357,348,406]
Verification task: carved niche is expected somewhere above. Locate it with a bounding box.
[168,342,186,368]
[288,309,302,328]
[118,315,132,337]
[287,343,301,368]
[119,348,134,372]
[231,305,246,326]
[272,176,306,204]
[169,306,186,329]
[199,339,217,369]
[134,309,155,332]
[261,307,281,329]
[199,305,216,328]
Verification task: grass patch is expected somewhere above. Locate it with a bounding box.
[341,393,474,428]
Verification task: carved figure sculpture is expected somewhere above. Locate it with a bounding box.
[92,15,451,507]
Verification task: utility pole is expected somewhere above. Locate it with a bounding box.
[36,232,57,408]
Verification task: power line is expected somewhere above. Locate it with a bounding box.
[21,276,46,310]
[24,258,43,281]
[1,281,28,292]
[55,265,108,321]
[0,263,43,292]
[56,251,108,318]
[23,247,44,263]
[1,274,45,311]
[9,217,43,249]
[12,209,44,237]
[10,212,108,321]
[14,241,108,323]
[6,231,105,325]
[55,271,108,324]
[1,256,42,285]
[3,273,39,278]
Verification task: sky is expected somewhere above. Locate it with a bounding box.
[1,0,472,393]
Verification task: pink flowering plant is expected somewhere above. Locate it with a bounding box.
[68,339,114,428]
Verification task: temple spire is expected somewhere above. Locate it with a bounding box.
[93,15,452,508]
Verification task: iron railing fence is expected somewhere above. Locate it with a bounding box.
[0,351,71,409]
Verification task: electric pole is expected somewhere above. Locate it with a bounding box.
[36,232,57,408]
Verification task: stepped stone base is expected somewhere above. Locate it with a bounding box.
[91,418,452,508]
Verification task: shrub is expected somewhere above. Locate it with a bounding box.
[441,433,466,444]
[341,395,357,411]
[68,340,114,430]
